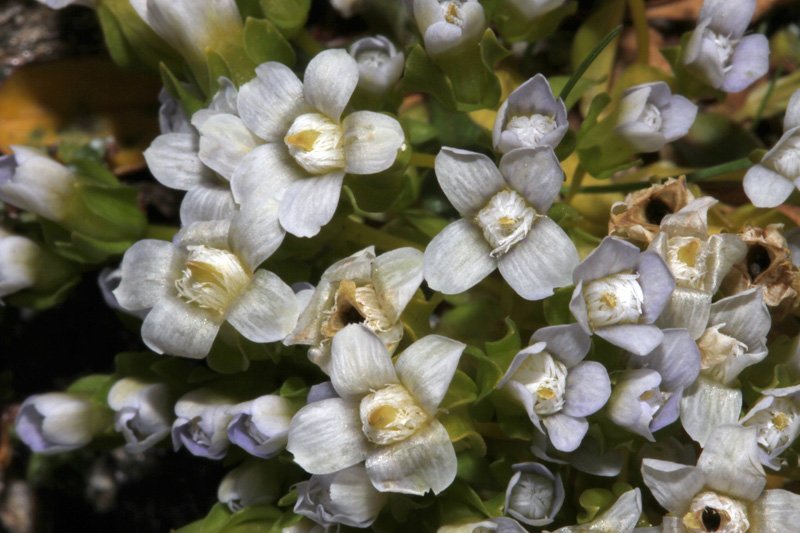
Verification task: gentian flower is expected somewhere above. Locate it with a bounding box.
[740,384,800,470]
[232,49,405,238]
[0,229,43,300]
[349,35,405,95]
[171,388,234,460]
[682,0,769,93]
[743,89,800,207]
[294,464,388,528]
[16,393,107,454]
[217,460,279,512]
[550,489,643,533]
[107,378,173,453]
[287,324,465,495]
[438,518,526,532]
[642,424,800,532]
[504,463,564,526]
[493,74,568,155]
[424,147,579,300]
[227,395,296,459]
[570,236,674,355]
[614,82,698,153]
[0,147,77,223]
[285,247,423,373]
[114,220,299,359]
[413,0,486,57]
[498,324,610,452]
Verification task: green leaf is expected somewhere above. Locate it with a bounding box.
[484,318,521,373]
[441,370,478,410]
[259,0,310,37]
[489,0,577,43]
[174,503,232,533]
[96,4,136,67]
[114,352,160,379]
[463,346,503,402]
[276,488,298,507]
[243,18,295,66]
[207,343,250,375]
[160,63,205,116]
[70,158,119,187]
[400,290,442,342]
[77,184,146,236]
[542,286,575,325]
[438,481,491,525]
[344,164,408,213]
[577,488,615,524]
[67,374,115,405]
[440,409,487,456]
[401,44,457,110]
[279,377,308,400]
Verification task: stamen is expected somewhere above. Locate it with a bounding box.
[475,190,536,257]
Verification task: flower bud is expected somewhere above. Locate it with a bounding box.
[504,463,564,526]
[0,229,42,300]
[217,460,280,512]
[171,389,234,460]
[349,36,405,94]
[413,0,486,57]
[16,393,105,454]
[107,378,173,453]
[615,82,697,153]
[0,147,77,223]
[227,395,295,459]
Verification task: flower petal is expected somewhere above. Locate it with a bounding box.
[498,217,578,301]
[743,164,795,208]
[343,111,405,175]
[434,147,505,217]
[637,251,675,323]
[237,62,308,142]
[287,398,368,474]
[366,419,456,495]
[371,247,424,323]
[144,133,211,190]
[542,412,588,452]
[424,219,496,294]
[641,459,704,515]
[656,287,712,339]
[499,147,564,213]
[279,172,344,238]
[661,95,698,142]
[304,49,358,121]
[530,323,591,368]
[562,361,611,418]
[701,0,754,37]
[750,489,800,531]
[330,324,397,399]
[572,236,640,283]
[633,328,700,391]
[141,294,222,359]
[596,324,664,356]
[114,239,176,311]
[179,184,236,225]
[229,201,285,272]
[697,424,765,501]
[195,113,260,180]
[396,335,466,413]
[722,34,770,93]
[226,270,298,343]
[679,376,742,446]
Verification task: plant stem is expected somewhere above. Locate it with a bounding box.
[628,0,649,65]
[752,66,783,132]
[566,164,587,203]
[559,24,623,101]
[410,152,437,169]
[685,157,752,182]
[342,217,425,252]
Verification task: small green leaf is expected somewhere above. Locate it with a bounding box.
[401,44,457,110]
[259,0,310,37]
[401,290,442,341]
[484,318,521,373]
[96,4,136,67]
[542,286,575,326]
[279,377,308,400]
[441,409,487,456]
[160,63,205,116]
[577,488,615,524]
[441,370,478,410]
[463,346,502,401]
[243,17,295,66]
[207,344,250,375]
[438,481,491,525]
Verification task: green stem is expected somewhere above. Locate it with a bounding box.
[342,217,425,252]
[559,24,623,101]
[628,0,649,65]
[576,182,651,194]
[752,66,784,132]
[686,157,752,182]
[293,28,323,57]
[410,152,436,169]
[566,164,587,203]
[573,227,603,244]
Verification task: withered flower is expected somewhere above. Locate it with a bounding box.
[609,177,695,248]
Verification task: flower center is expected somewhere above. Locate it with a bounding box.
[508,472,555,521]
[583,272,645,329]
[284,112,345,174]
[441,0,464,26]
[359,384,429,445]
[768,134,800,179]
[320,280,395,339]
[666,236,709,289]
[475,190,536,257]
[745,398,800,456]
[175,245,251,315]
[711,32,736,74]
[697,324,747,376]
[511,352,568,415]
[682,491,749,533]
[505,114,558,148]
[639,387,670,419]
[640,103,663,131]
[356,49,389,70]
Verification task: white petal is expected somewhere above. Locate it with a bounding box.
[697,424,765,501]
[701,0,754,37]
[656,287,711,339]
[279,172,344,238]
[424,219,496,294]
[343,111,405,175]
[372,247,424,323]
[722,34,770,93]
[434,147,505,217]
[396,335,466,413]
[596,324,664,356]
[573,237,640,284]
[179,185,236,225]
[287,398,369,474]
[230,143,300,207]
[195,113,260,180]
[637,251,675,324]
[541,413,588,452]
[531,324,592,368]
[114,240,176,311]
[237,62,308,142]
[743,164,794,208]
[750,489,800,531]
[679,376,742,446]
[562,361,611,418]
[144,133,211,190]
[330,324,398,398]
[226,270,298,343]
[304,49,358,122]
[661,95,698,142]
[499,147,564,213]
[365,419,456,495]
[498,217,578,301]
[141,294,222,359]
[641,459,705,515]
[784,91,800,131]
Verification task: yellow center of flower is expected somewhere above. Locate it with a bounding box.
[583,272,644,329]
[284,112,345,174]
[359,384,430,446]
[475,190,536,257]
[174,245,250,315]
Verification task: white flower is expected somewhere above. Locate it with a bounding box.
[113,220,299,359]
[231,49,406,238]
[413,0,486,57]
[424,147,579,300]
[642,425,800,532]
[285,247,423,373]
[0,147,77,222]
[648,197,746,339]
[0,229,42,300]
[743,89,800,208]
[217,460,280,512]
[349,35,405,94]
[740,384,800,470]
[16,393,106,454]
[549,488,643,533]
[504,463,564,526]
[107,378,172,453]
[438,518,526,532]
[287,324,465,495]
[615,82,698,153]
[493,74,568,155]
[294,464,388,528]
[227,395,296,458]
[171,389,235,460]
[682,0,769,93]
